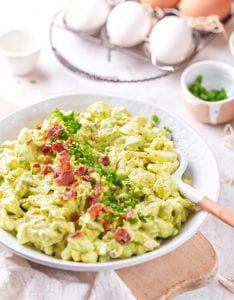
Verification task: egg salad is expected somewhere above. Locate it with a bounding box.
[0,102,195,262]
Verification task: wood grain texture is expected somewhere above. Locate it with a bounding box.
[198,197,234,228]
[117,232,217,300]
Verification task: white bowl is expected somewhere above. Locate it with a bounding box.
[0,29,41,75]
[181,60,234,124]
[0,94,219,271]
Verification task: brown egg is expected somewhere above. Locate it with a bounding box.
[140,0,180,9]
[180,0,231,21]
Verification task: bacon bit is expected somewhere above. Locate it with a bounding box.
[86,195,99,205]
[81,175,96,183]
[103,218,111,232]
[61,190,77,201]
[45,124,62,139]
[43,155,52,165]
[41,165,54,175]
[69,230,83,239]
[100,155,110,166]
[123,209,134,220]
[70,211,79,222]
[55,171,75,186]
[88,203,105,219]
[90,135,96,141]
[67,137,75,143]
[41,144,52,155]
[36,124,42,130]
[58,150,71,173]
[74,166,90,176]
[26,139,33,145]
[93,182,102,197]
[113,228,131,245]
[33,163,40,168]
[52,141,64,153]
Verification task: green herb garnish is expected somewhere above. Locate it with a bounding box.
[102,192,140,213]
[151,114,159,124]
[52,109,81,137]
[95,165,123,187]
[106,214,115,223]
[70,141,95,166]
[188,75,228,102]
[137,212,147,223]
[163,126,171,133]
[128,218,138,224]
[30,79,37,84]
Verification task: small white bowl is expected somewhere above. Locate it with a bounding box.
[0,29,41,75]
[181,60,234,125]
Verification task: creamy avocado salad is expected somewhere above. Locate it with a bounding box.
[0,102,195,263]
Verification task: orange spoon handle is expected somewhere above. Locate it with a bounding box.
[198,196,234,228]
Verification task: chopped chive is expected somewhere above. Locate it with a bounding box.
[151,114,159,124]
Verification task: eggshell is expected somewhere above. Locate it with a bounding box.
[141,0,180,9]
[106,1,152,47]
[149,16,194,65]
[64,0,111,34]
[180,0,231,21]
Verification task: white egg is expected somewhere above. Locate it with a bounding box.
[106,1,152,47]
[64,0,111,34]
[149,16,194,65]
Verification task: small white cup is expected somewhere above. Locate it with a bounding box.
[0,29,41,75]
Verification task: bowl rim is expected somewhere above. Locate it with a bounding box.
[181,60,234,105]
[0,93,220,271]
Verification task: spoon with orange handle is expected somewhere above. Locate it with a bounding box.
[173,150,234,227]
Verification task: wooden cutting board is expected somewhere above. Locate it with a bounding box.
[0,98,218,299]
[117,232,217,299]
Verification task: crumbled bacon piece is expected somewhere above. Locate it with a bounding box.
[41,144,52,155]
[67,137,75,143]
[43,155,52,165]
[58,150,71,173]
[100,155,110,166]
[113,228,131,245]
[36,124,42,130]
[70,211,79,222]
[123,209,134,220]
[52,141,64,153]
[32,163,40,168]
[103,218,111,232]
[55,171,75,186]
[61,190,77,201]
[74,166,90,176]
[41,165,54,175]
[86,195,99,205]
[81,175,96,183]
[45,125,62,139]
[69,230,83,239]
[88,203,105,219]
[26,139,33,145]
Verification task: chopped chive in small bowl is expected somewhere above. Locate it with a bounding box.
[188,75,228,102]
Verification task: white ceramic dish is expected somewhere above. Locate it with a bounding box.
[181,60,234,124]
[0,94,219,271]
[0,29,41,75]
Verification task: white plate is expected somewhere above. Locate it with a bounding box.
[0,94,219,271]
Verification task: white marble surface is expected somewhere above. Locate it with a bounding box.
[0,0,234,299]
